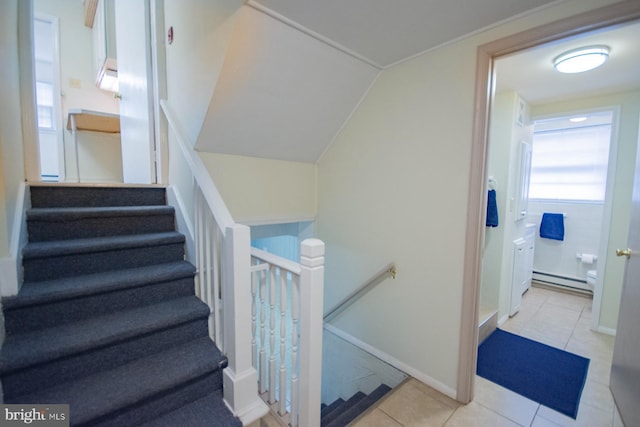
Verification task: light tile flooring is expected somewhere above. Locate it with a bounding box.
[350,285,622,427]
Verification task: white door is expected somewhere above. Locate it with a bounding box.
[114,0,155,184]
[33,15,65,182]
[610,126,640,426]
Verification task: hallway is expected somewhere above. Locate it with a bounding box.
[350,286,620,426]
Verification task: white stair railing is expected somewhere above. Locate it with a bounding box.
[161,100,325,426]
[251,241,325,427]
[161,100,268,425]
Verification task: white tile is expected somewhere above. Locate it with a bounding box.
[350,408,403,427]
[537,402,613,427]
[378,379,456,427]
[444,401,521,427]
[474,376,539,426]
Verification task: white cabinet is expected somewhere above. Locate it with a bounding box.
[92,0,118,90]
[510,238,526,316]
[523,223,536,293]
[510,226,536,317]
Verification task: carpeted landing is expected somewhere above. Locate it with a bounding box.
[0,185,241,426]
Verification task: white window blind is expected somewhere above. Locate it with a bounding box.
[530,112,612,201]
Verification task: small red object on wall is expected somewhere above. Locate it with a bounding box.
[168,26,174,45]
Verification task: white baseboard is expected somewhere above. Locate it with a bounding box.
[323,323,458,400]
[497,314,510,327]
[596,325,616,336]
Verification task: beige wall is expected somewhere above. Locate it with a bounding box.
[0,0,27,258]
[200,153,317,225]
[317,0,621,394]
[532,90,640,331]
[163,0,242,147]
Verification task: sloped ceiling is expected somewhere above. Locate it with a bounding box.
[248,0,559,68]
[196,6,379,163]
[195,0,567,163]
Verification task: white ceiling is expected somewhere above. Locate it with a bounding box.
[495,20,640,105]
[198,1,639,163]
[248,0,559,68]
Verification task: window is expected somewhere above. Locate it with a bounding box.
[529,111,612,202]
[36,81,55,130]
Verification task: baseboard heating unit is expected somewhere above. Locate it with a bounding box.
[532,271,592,295]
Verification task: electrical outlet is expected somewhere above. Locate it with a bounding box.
[69,78,81,89]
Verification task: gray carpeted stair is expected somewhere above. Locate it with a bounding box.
[320,384,392,427]
[0,185,241,426]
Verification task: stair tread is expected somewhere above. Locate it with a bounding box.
[29,186,167,208]
[321,392,366,425]
[324,385,392,427]
[3,261,195,310]
[139,390,241,427]
[0,296,209,372]
[321,398,345,419]
[22,231,185,259]
[10,336,223,425]
[27,205,174,220]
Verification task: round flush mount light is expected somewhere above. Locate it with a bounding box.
[553,46,609,73]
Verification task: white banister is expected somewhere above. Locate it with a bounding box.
[161,100,268,425]
[162,99,324,426]
[250,239,324,427]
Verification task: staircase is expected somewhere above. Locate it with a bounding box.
[0,185,241,426]
[320,384,391,426]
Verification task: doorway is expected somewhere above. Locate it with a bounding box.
[458,1,640,405]
[33,15,64,182]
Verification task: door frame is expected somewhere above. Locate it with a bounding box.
[458,0,640,403]
[33,13,66,182]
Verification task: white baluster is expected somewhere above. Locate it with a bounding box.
[194,185,202,299]
[259,264,267,395]
[204,206,213,341]
[278,270,288,415]
[251,259,258,372]
[269,265,277,404]
[212,223,221,344]
[290,273,300,427]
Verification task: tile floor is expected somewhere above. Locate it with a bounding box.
[350,284,622,427]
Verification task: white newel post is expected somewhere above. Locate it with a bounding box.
[223,224,269,425]
[298,239,325,427]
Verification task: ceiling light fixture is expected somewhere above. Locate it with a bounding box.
[553,46,609,74]
[569,117,587,123]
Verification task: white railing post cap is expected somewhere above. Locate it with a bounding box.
[301,239,325,258]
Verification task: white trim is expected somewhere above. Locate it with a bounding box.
[246,1,383,70]
[323,323,457,400]
[496,314,510,327]
[166,185,195,263]
[150,0,168,185]
[19,0,40,182]
[0,183,29,297]
[594,104,622,332]
[597,325,616,336]
[237,215,316,227]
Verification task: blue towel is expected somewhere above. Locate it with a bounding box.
[486,189,499,227]
[540,213,564,241]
